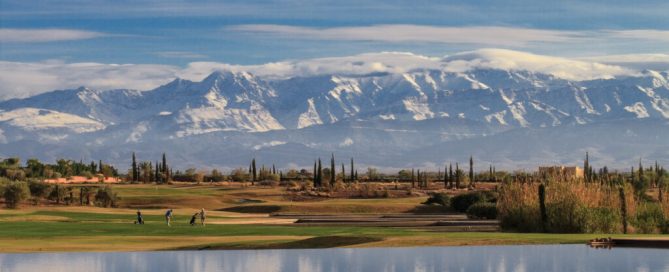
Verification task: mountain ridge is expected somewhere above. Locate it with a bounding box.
[1,52,668,169]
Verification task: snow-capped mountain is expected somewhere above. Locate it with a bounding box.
[1,49,668,169]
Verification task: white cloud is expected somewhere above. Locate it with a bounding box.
[442,49,635,81]
[226,24,582,47]
[0,28,106,42]
[607,29,669,42]
[0,49,658,100]
[178,52,442,80]
[0,60,178,99]
[579,53,669,71]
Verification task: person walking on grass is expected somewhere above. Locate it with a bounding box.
[165,209,173,226]
[200,208,206,226]
[189,212,198,226]
[136,209,144,224]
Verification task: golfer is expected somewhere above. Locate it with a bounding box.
[165,209,173,226]
[200,208,206,226]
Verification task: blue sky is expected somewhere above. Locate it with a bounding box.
[0,0,668,98]
[1,0,668,65]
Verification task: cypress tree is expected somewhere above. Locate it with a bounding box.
[631,166,635,184]
[148,162,154,182]
[131,152,138,182]
[489,165,493,182]
[317,158,323,187]
[539,183,547,232]
[411,168,415,188]
[654,161,659,188]
[660,180,664,203]
[99,160,103,173]
[341,163,346,183]
[619,187,628,234]
[251,158,257,185]
[272,164,276,175]
[154,161,159,182]
[354,170,358,181]
[469,156,474,186]
[313,160,317,185]
[584,152,590,182]
[455,163,461,189]
[493,166,496,182]
[350,158,354,182]
[444,166,448,188]
[417,169,421,188]
[448,164,453,188]
[330,154,336,186]
[638,159,644,183]
[162,153,168,181]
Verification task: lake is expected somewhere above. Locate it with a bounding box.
[0,244,667,272]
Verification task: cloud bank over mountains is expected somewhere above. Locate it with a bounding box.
[1,49,667,100]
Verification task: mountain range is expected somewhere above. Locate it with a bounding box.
[1,49,668,171]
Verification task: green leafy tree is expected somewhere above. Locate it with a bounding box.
[28,181,51,204]
[231,168,249,182]
[94,186,118,208]
[3,181,30,208]
[48,184,67,204]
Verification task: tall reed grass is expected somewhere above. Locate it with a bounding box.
[498,180,639,233]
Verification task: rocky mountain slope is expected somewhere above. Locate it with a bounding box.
[1,50,668,169]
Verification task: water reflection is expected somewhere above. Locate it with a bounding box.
[0,245,667,272]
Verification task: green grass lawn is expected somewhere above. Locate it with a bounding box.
[1,184,666,252]
[0,208,664,252]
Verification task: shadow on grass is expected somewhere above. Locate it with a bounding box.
[174,236,384,250]
[218,205,282,213]
[407,205,451,214]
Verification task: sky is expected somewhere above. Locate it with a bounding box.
[1,0,668,98]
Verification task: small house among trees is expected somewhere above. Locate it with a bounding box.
[538,166,584,179]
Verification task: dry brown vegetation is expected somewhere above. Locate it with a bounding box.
[497,180,661,233]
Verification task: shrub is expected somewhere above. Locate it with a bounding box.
[479,190,499,203]
[634,203,665,234]
[584,207,621,233]
[499,204,541,232]
[28,181,51,205]
[48,185,67,204]
[423,193,450,206]
[81,171,94,179]
[466,202,498,219]
[544,194,588,233]
[660,220,669,234]
[94,186,118,208]
[3,181,30,208]
[450,192,485,212]
[28,181,51,199]
[230,168,249,182]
